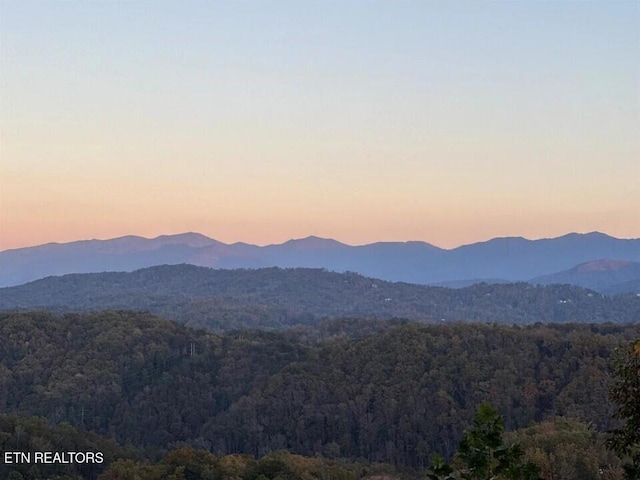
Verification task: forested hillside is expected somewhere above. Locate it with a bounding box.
[1,310,638,475]
[1,266,638,330]
[0,414,138,480]
[0,415,400,480]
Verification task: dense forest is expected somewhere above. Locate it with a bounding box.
[1,266,639,330]
[1,310,638,479]
[0,412,626,480]
[0,414,400,480]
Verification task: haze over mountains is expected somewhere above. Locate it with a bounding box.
[1,231,640,292]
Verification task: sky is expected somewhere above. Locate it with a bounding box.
[1,0,638,250]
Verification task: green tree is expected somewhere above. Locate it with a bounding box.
[426,455,455,480]
[609,339,640,479]
[428,403,541,480]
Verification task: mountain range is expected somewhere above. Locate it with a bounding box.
[1,231,640,292]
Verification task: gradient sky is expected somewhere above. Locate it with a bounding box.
[1,0,638,250]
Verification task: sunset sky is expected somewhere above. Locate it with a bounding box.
[1,1,638,250]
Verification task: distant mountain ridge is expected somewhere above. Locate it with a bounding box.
[1,231,640,289]
[1,265,639,330]
[531,259,640,294]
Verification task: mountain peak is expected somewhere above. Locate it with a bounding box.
[557,231,614,241]
[280,236,348,250]
[151,232,220,247]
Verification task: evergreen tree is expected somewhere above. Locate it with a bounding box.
[428,403,541,480]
